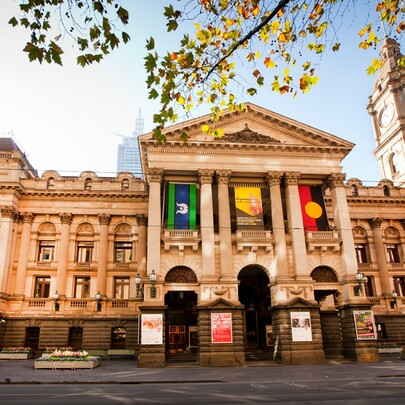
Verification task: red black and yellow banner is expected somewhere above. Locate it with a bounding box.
[298,185,329,232]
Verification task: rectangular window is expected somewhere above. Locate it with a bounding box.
[38,241,54,262]
[76,241,93,263]
[355,244,368,263]
[114,277,130,299]
[114,242,132,263]
[386,244,401,263]
[34,276,50,298]
[364,275,376,297]
[74,277,90,298]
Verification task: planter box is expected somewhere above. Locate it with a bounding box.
[34,359,100,369]
[0,353,33,360]
[378,348,402,354]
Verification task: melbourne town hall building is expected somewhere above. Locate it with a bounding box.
[1,38,405,367]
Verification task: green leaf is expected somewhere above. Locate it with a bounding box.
[146,37,155,51]
[117,7,129,25]
[8,17,18,27]
[167,20,178,32]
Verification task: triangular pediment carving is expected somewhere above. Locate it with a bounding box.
[219,124,281,144]
[197,298,242,310]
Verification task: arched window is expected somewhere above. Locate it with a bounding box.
[121,178,129,190]
[351,185,358,196]
[46,177,55,189]
[84,178,92,190]
[383,185,390,197]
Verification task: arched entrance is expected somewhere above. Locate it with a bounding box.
[311,266,343,358]
[238,265,271,351]
[164,267,198,357]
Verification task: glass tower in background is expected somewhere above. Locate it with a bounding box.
[116,109,144,177]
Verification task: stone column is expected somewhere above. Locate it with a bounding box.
[369,217,391,295]
[328,174,358,294]
[146,169,163,276]
[136,214,148,275]
[216,170,232,278]
[56,213,72,296]
[284,172,307,277]
[0,207,19,294]
[97,213,111,296]
[199,169,215,278]
[267,171,288,278]
[15,212,34,296]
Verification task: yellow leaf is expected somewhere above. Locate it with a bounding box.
[201,124,210,133]
[177,95,185,105]
[264,57,275,68]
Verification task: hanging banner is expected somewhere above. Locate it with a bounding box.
[141,314,163,345]
[298,185,329,232]
[234,186,263,228]
[167,183,197,230]
[353,310,377,340]
[291,312,313,342]
[211,313,233,343]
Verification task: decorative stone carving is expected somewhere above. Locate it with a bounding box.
[284,172,300,186]
[198,169,214,185]
[281,285,312,299]
[266,171,283,187]
[98,213,111,226]
[328,173,346,189]
[369,217,383,229]
[77,223,94,234]
[21,212,34,224]
[147,168,163,183]
[219,124,281,144]
[115,223,132,234]
[203,286,236,300]
[136,214,148,227]
[311,266,338,282]
[384,226,399,237]
[0,206,19,221]
[38,222,56,234]
[215,170,231,185]
[165,267,198,283]
[59,212,73,225]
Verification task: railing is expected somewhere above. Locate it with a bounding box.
[111,300,129,308]
[162,229,201,253]
[28,299,47,307]
[70,300,88,308]
[235,230,273,252]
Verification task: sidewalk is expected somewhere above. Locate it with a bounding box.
[0,355,404,385]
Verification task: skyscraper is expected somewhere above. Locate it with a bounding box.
[116,109,144,177]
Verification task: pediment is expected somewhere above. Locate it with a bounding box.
[139,103,354,151]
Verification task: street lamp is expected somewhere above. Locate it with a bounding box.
[135,271,157,301]
[96,291,102,312]
[150,270,157,298]
[53,291,60,312]
[391,290,398,309]
[355,270,364,296]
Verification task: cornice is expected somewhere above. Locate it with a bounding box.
[16,191,148,200]
[346,196,405,205]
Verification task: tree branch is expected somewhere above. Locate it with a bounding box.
[202,0,292,83]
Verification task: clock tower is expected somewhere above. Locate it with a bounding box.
[368,37,405,186]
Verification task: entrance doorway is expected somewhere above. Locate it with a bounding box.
[238,265,271,351]
[165,291,198,355]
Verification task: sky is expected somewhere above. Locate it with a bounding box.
[0,0,399,185]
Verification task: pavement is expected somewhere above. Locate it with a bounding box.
[0,354,404,385]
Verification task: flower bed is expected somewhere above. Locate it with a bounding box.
[0,347,33,360]
[35,349,101,369]
[377,344,403,354]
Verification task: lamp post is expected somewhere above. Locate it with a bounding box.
[391,290,398,309]
[53,291,60,312]
[96,291,102,312]
[135,271,157,301]
[355,270,364,296]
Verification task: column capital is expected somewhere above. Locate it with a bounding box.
[59,212,73,225]
[327,173,346,189]
[21,212,34,224]
[136,214,148,227]
[266,171,283,187]
[0,206,19,221]
[147,168,164,183]
[215,170,232,185]
[284,171,300,186]
[198,169,214,185]
[98,213,111,225]
[369,217,383,229]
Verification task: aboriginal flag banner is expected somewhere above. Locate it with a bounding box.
[298,185,329,232]
[167,183,197,230]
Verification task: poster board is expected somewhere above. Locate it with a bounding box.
[211,313,233,343]
[353,310,377,340]
[266,325,274,346]
[290,312,312,342]
[141,314,163,345]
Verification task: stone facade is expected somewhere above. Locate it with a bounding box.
[1,39,405,367]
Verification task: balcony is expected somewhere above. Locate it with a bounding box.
[305,231,341,253]
[162,229,201,254]
[234,230,273,253]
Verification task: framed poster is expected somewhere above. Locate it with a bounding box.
[211,313,233,343]
[290,312,312,342]
[266,325,274,346]
[353,310,377,340]
[141,314,163,345]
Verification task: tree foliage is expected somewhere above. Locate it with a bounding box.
[8,1,405,141]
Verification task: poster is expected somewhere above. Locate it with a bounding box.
[266,325,274,346]
[211,313,233,343]
[353,310,377,340]
[141,314,163,345]
[290,312,312,342]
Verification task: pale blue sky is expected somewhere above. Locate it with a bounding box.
[0,1,396,184]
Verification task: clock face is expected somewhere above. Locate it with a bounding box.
[380,103,395,127]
